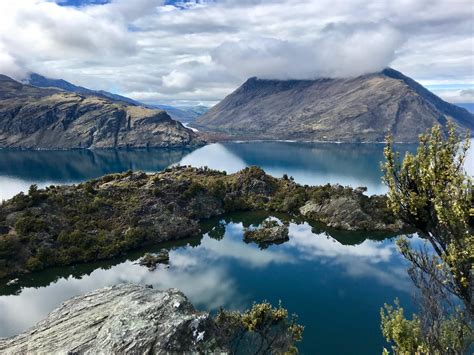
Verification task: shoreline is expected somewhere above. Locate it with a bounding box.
[0,139,421,152]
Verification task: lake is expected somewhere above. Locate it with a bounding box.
[0,141,422,201]
[1,141,473,354]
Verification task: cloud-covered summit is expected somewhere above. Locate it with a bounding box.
[0,0,472,105]
[212,22,404,80]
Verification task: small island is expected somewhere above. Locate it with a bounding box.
[0,165,403,279]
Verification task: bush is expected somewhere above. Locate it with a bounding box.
[14,215,47,234]
[215,301,303,353]
[26,256,43,271]
[183,182,204,199]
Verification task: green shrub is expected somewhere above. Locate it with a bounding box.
[14,215,47,234]
[183,182,204,199]
[26,256,43,271]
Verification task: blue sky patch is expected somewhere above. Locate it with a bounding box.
[56,0,110,7]
[58,0,209,9]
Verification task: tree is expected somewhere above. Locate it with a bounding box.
[381,122,473,354]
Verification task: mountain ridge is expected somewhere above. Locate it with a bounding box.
[191,68,473,143]
[25,73,208,123]
[0,75,204,149]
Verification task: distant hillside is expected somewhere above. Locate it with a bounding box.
[0,75,203,149]
[25,73,208,123]
[150,104,209,123]
[191,68,474,142]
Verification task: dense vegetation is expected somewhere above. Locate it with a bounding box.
[0,166,400,279]
[381,123,473,354]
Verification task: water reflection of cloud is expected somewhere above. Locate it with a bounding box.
[0,257,240,338]
[285,223,411,292]
[288,224,395,262]
[342,259,411,292]
[170,224,292,272]
[0,220,416,340]
[178,143,247,173]
[197,234,292,268]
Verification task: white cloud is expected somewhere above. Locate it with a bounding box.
[212,22,403,80]
[434,88,474,103]
[0,0,471,104]
[0,43,26,79]
[0,1,136,62]
[162,70,193,90]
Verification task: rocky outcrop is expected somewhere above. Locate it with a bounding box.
[0,166,403,278]
[244,219,289,248]
[0,284,222,354]
[0,283,303,354]
[299,189,405,231]
[0,75,204,149]
[191,68,474,143]
[137,250,170,270]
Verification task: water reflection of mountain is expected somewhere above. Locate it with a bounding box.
[0,148,195,181]
[223,141,417,189]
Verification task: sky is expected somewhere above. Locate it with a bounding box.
[0,0,472,106]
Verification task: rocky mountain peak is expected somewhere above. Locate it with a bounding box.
[191,68,473,142]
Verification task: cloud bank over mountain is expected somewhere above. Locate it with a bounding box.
[0,0,472,104]
[212,22,404,80]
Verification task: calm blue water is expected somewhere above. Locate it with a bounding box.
[0,141,472,353]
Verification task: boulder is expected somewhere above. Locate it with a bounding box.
[0,284,221,354]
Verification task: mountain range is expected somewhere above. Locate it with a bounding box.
[25,73,208,123]
[0,75,203,149]
[1,69,472,148]
[191,68,473,142]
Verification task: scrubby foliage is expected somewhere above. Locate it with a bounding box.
[381,122,473,354]
[214,301,304,354]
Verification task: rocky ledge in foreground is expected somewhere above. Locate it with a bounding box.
[0,166,404,278]
[0,284,302,354]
